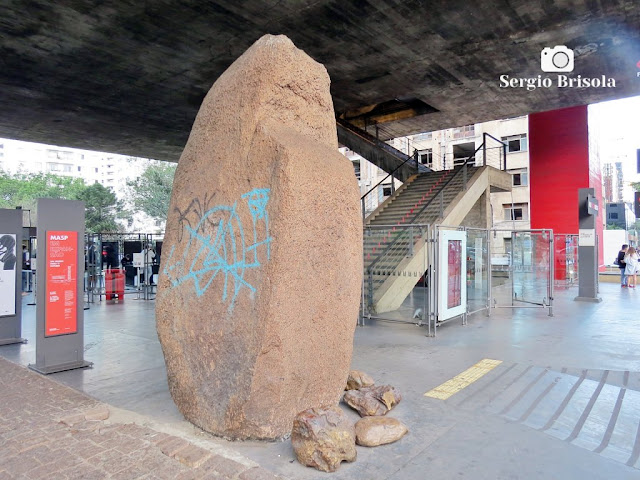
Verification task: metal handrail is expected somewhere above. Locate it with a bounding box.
[338,118,415,163]
[483,132,506,146]
[360,150,419,202]
[339,117,423,220]
[482,132,508,171]
[360,153,420,222]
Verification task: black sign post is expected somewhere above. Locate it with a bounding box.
[0,208,26,345]
[575,188,601,303]
[29,199,92,374]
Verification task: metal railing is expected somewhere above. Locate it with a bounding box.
[360,150,420,221]
[481,133,508,171]
[339,118,405,159]
[363,135,509,310]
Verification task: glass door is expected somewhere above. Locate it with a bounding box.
[511,230,552,306]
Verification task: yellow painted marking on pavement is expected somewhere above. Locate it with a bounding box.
[424,358,503,400]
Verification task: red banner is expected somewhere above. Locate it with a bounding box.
[447,239,462,309]
[46,231,78,336]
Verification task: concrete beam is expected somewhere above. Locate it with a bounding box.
[0,1,639,159]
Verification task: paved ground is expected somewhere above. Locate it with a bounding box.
[1,282,640,479]
[0,356,282,480]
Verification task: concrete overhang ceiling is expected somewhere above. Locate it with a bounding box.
[1,0,639,161]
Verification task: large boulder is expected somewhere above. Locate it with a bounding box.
[355,417,408,447]
[343,386,402,417]
[155,34,362,440]
[291,406,357,472]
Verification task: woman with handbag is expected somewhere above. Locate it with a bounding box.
[624,246,638,288]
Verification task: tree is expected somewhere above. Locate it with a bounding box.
[126,163,176,223]
[76,183,122,233]
[0,172,86,211]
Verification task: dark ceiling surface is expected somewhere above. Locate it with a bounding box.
[1,0,639,161]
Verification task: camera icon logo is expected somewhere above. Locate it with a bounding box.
[541,46,574,72]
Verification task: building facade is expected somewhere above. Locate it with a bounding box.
[0,138,163,232]
[606,202,636,230]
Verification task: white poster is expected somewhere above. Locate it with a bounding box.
[438,230,467,321]
[132,252,144,268]
[579,229,595,247]
[0,234,17,317]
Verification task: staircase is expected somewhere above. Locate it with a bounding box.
[364,162,512,313]
[337,118,430,181]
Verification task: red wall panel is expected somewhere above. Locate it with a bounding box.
[530,105,605,277]
[529,105,590,234]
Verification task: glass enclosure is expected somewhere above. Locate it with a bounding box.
[466,228,489,315]
[362,224,429,327]
[511,230,552,307]
[553,234,578,287]
[360,226,554,335]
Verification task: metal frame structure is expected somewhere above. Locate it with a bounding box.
[429,225,469,336]
[82,232,163,303]
[361,223,430,330]
[490,228,554,317]
[359,224,555,336]
[553,233,579,287]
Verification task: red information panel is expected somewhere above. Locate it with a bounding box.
[447,239,462,309]
[46,231,78,337]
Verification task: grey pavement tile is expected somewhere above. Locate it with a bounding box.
[200,455,247,478]
[156,435,190,457]
[144,461,193,480]
[172,444,212,468]
[239,467,280,480]
[133,450,169,474]
[0,455,40,477]
[59,463,108,480]
[113,434,152,455]
[110,463,153,480]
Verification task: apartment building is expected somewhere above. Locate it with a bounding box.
[0,138,162,232]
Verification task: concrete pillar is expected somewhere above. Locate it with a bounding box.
[529,105,604,280]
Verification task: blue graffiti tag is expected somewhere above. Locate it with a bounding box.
[163,188,271,312]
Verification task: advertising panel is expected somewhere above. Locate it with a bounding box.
[0,234,17,317]
[45,231,78,336]
[438,229,467,321]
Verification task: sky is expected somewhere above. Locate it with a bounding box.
[589,94,640,202]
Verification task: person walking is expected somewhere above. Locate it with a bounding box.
[617,244,628,287]
[624,246,638,288]
[144,244,156,285]
[21,245,31,293]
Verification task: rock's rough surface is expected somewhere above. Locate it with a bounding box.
[355,417,408,447]
[291,406,357,472]
[346,370,375,390]
[155,34,362,440]
[343,386,402,417]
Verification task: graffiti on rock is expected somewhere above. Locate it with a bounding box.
[164,188,272,311]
